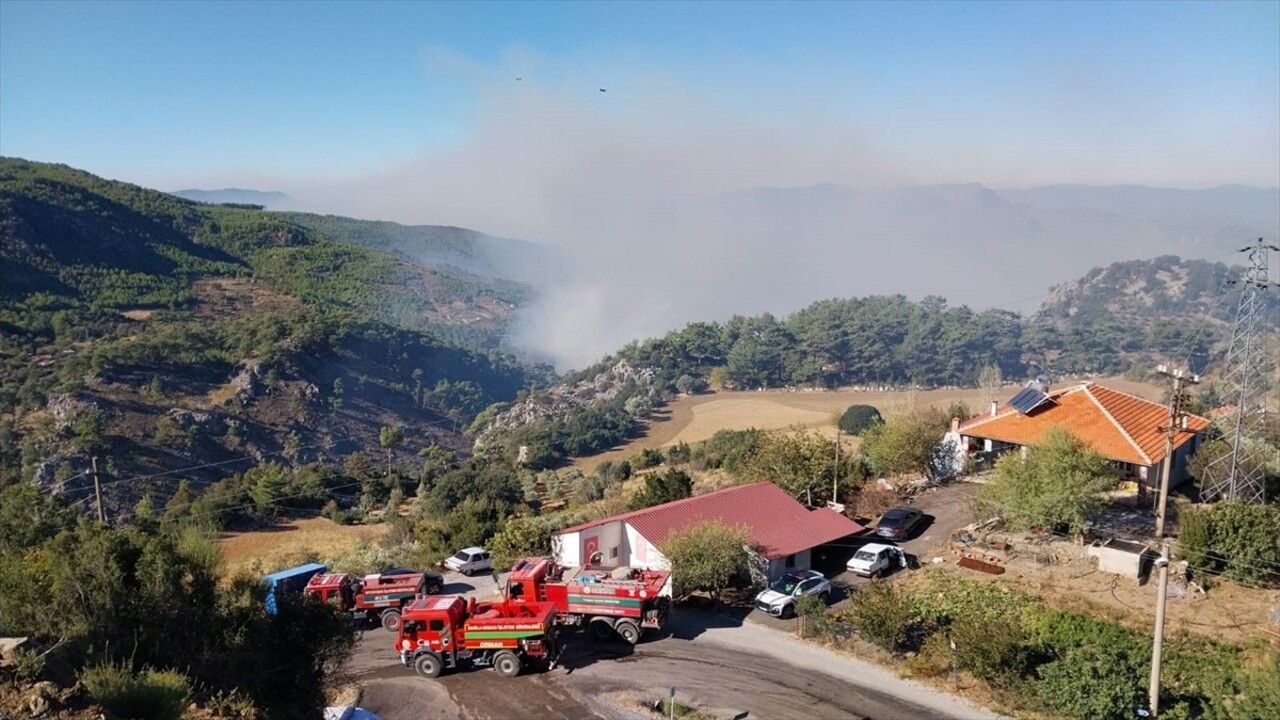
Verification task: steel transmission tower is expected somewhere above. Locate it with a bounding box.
[1201,238,1280,504]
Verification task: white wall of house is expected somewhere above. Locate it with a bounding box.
[555,520,634,568]
[557,530,582,566]
[623,523,668,570]
[763,549,812,581]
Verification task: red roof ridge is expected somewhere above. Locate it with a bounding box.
[1082,385,1151,464]
[554,481,865,559]
[555,480,778,535]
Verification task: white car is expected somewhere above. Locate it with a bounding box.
[753,570,831,619]
[846,543,907,578]
[443,547,492,576]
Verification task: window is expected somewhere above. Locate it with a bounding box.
[609,547,618,560]
[429,619,445,632]
[785,554,796,568]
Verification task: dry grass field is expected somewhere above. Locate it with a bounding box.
[576,375,1164,472]
[217,516,387,578]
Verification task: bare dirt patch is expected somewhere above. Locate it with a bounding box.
[218,516,387,577]
[193,277,300,320]
[904,536,1280,647]
[119,308,156,320]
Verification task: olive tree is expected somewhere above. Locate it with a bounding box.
[661,520,750,600]
[977,428,1115,534]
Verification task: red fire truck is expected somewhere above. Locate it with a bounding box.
[304,571,436,631]
[504,557,671,644]
[396,596,559,679]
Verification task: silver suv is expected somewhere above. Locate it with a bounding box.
[753,570,831,619]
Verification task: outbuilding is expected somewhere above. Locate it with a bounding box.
[552,481,865,583]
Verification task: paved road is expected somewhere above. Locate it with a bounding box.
[354,604,1000,720]
[354,483,993,719]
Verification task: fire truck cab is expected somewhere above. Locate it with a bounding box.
[396,596,558,679]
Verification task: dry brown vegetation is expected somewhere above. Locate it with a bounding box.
[577,375,1163,472]
[901,528,1280,648]
[217,516,388,578]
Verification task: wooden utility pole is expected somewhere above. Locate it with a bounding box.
[91,455,105,523]
[1148,365,1198,716]
[833,426,841,504]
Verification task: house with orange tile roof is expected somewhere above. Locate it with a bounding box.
[943,381,1210,492]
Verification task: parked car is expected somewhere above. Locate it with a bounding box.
[845,543,907,578]
[443,547,493,576]
[875,507,925,540]
[753,569,831,619]
[381,566,446,594]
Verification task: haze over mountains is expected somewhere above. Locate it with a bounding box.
[171,187,303,210]
[228,178,1277,370]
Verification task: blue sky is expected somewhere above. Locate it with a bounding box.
[1,0,1277,189]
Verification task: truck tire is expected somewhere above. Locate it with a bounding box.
[493,651,521,678]
[615,620,641,645]
[414,652,443,679]
[380,609,402,632]
[588,618,615,641]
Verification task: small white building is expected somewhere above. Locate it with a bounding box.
[552,481,865,584]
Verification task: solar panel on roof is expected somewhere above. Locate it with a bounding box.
[1009,387,1051,415]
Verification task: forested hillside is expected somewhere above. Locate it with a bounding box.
[0,158,552,518]
[476,255,1272,467]
[281,212,562,288]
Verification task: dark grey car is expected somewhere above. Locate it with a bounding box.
[875,508,924,540]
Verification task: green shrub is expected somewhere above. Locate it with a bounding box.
[1177,502,1280,587]
[81,661,192,720]
[839,405,883,435]
[1036,645,1146,720]
[795,594,829,638]
[843,582,913,652]
[951,613,1029,688]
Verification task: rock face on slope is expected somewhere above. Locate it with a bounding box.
[474,359,658,452]
[1033,256,1245,328]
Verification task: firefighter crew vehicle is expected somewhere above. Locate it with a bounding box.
[304,571,437,631]
[396,596,559,678]
[504,557,671,644]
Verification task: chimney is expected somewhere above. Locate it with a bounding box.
[990,400,998,417]
[950,416,960,433]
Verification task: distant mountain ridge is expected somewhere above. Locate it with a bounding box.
[281,213,564,288]
[707,181,1278,316]
[172,187,300,209]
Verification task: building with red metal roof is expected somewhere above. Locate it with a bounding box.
[552,481,865,582]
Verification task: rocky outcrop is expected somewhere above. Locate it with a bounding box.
[227,361,267,405]
[474,359,658,450]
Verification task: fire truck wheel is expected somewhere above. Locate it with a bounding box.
[380,609,402,632]
[493,651,521,678]
[589,619,615,642]
[615,620,641,645]
[414,652,443,679]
